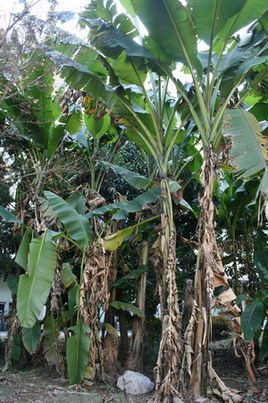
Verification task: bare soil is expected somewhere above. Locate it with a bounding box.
[0,340,267,402]
[211,339,268,402]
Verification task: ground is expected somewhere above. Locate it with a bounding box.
[0,340,267,402]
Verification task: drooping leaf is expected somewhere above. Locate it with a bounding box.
[99,215,159,251]
[22,322,41,354]
[67,319,90,385]
[47,123,66,156]
[15,228,32,271]
[65,111,83,134]
[43,314,63,368]
[44,48,144,118]
[112,265,148,288]
[110,301,145,318]
[101,226,135,251]
[45,48,107,100]
[84,113,110,139]
[61,263,77,288]
[38,197,58,226]
[241,300,265,341]
[43,314,59,351]
[66,192,86,215]
[83,17,154,60]
[223,109,267,178]
[44,191,92,249]
[102,161,154,189]
[87,187,161,220]
[0,206,20,223]
[17,233,57,328]
[217,29,268,77]
[67,285,79,321]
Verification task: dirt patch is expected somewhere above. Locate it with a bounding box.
[0,367,152,403]
[212,339,268,402]
[0,340,267,402]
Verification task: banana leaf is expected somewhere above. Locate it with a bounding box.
[17,232,57,328]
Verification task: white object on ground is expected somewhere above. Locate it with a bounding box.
[117,370,154,395]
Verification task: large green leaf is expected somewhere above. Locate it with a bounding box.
[241,300,265,341]
[84,113,110,139]
[223,109,267,178]
[17,233,57,328]
[102,161,153,189]
[44,191,92,250]
[67,319,90,385]
[0,206,20,223]
[189,0,245,44]
[15,228,32,271]
[87,187,161,220]
[130,0,198,68]
[22,322,42,354]
[218,0,268,41]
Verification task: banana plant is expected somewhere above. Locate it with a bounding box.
[43,187,164,383]
[115,2,267,400]
[44,24,198,400]
[41,0,268,400]
[2,49,93,374]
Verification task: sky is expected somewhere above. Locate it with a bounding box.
[1,0,91,34]
[1,0,90,19]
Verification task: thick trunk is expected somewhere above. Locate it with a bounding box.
[79,248,112,381]
[129,241,148,371]
[187,147,245,402]
[154,178,182,402]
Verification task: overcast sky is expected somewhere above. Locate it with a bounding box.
[1,0,91,34]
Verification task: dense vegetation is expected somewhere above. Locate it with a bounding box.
[0,1,267,402]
